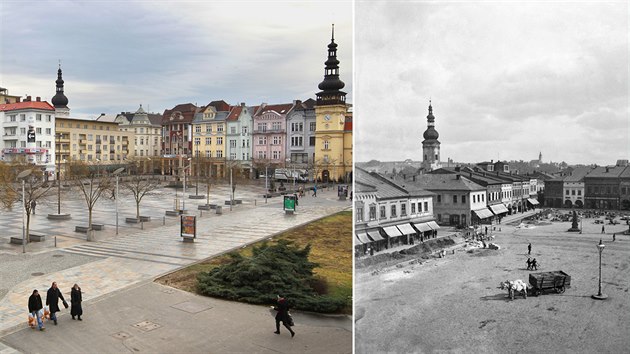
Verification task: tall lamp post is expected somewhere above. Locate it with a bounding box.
[195,140,200,196]
[113,168,124,235]
[592,239,607,300]
[57,133,61,214]
[17,169,32,253]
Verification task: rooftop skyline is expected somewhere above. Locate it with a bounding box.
[355,1,629,166]
[0,1,352,118]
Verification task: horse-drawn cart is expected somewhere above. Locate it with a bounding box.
[529,271,571,296]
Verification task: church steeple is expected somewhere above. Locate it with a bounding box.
[423,100,439,141]
[51,63,69,108]
[421,100,441,171]
[316,24,346,106]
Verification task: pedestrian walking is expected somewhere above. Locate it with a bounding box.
[531,258,538,271]
[370,246,374,256]
[601,225,605,234]
[294,194,299,206]
[70,284,83,321]
[526,258,532,270]
[485,226,488,236]
[46,282,67,325]
[527,243,532,255]
[272,295,295,337]
[312,185,317,197]
[30,200,36,214]
[28,290,45,331]
[613,233,616,242]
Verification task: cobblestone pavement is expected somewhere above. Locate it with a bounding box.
[0,182,351,337]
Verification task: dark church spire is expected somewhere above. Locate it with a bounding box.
[423,100,439,141]
[51,63,69,108]
[316,24,346,106]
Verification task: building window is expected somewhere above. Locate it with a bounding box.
[217,137,223,145]
[462,195,466,203]
[272,122,281,131]
[411,203,416,214]
[231,127,236,134]
[258,136,266,145]
[195,125,201,133]
[272,150,280,159]
[578,190,582,196]
[291,122,303,132]
[36,114,42,121]
[424,202,428,211]
[217,125,223,132]
[391,205,397,217]
[309,136,316,146]
[437,214,442,222]
[323,140,329,150]
[291,136,303,147]
[216,150,223,158]
[230,139,236,148]
[572,190,576,195]
[230,152,236,160]
[206,124,212,132]
[380,206,386,219]
[401,204,407,216]
[453,195,457,203]
[310,122,316,131]
[566,190,570,195]
[356,207,364,222]
[437,195,441,203]
[369,206,376,221]
[206,137,211,145]
[273,136,281,145]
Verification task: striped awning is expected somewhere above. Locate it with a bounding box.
[356,232,371,244]
[413,222,432,232]
[427,221,440,230]
[527,198,540,205]
[473,208,494,219]
[489,203,509,215]
[396,223,417,235]
[367,229,384,241]
[382,226,404,237]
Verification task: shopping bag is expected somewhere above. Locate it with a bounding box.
[43,306,50,319]
[28,314,36,328]
[287,313,295,327]
[63,300,68,309]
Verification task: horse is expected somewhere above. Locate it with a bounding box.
[499,279,531,300]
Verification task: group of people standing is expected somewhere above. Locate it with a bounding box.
[28,282,83,331]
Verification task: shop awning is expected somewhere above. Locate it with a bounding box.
[427,221,440,230]
[367,229,384,241]
[396,223,417,235]
[382,226,403,237]
[489,203,509,215]
[527,198,540,206]
[473,208,494,219]
[356,232,371,244]
[413,222,432,232]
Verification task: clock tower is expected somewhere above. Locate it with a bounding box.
[421,101,441,171]
[314,24,351,183]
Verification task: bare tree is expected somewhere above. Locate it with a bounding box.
[0,161,54,242]
[120,174,162,219]
[66,160,113,239]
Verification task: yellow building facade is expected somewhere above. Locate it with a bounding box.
[191,103,228,178]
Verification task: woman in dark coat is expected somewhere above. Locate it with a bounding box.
[273,295,295,337]
[46,282,66,325]
[70,284,83,320]
[28,289,44,330]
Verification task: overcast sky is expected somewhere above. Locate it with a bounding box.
[0,1,351,118]
[355,1,628,166]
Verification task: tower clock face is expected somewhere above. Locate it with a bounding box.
[324,114,331,121]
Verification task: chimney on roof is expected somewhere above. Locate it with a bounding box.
[36,97,41,102]
[241,102,245,107]
[456,174,460,180]
[25,96,31,102]
[16,97,20,103]
[491,159,494,164]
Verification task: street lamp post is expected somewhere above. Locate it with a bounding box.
[195,141,200,196]
[592,239,607,300]
[265,165,268,204]
[17,169,32,253]
[57,133,61,214]
[113,168,124,235]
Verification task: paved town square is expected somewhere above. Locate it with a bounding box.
[355,212,630,353]
[0,182,352,353]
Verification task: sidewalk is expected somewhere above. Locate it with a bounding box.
[0,187,351,338]
[0,281,352,354]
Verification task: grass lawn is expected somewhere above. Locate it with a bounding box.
[156,210,352,314]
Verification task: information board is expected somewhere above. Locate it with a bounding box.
[181,215,196,238]
[283,196,296,211]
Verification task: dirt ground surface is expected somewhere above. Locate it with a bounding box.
[355,214,630,354]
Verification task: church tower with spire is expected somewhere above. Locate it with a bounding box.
[51,64,70,118]
[314,24,352,183]
[421,100,441,171]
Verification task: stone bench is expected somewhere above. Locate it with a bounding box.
[47,213,71,220]
[189,195,205,199]
[166,210,186,217]
[29,233,46,242]
[10,237,25,245]
[224,200,243,206]
[139,216,151,222]
[125,217,139,224]
[92,223,105,230]
[198,204,211,211]
[75,226,90,233]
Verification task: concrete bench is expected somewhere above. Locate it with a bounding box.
[189,195,205,199]
[29,233,46,242]
[92,223,105,230]
[166,210,186,217]
[47,213,71,220]
[10,237,25,245]
[125,217,139,224]
[198,204,211,211]
[75,226,89,233]
[139,216,151,222]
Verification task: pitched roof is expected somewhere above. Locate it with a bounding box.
[355,167,408,200]
[208,100,231,112]
[584,166,626,179]
[226,105,243,121]
[562,166,592,182]
[255,103,295,116]
[0,101,54,111]
[400,174,485,192]
[162,103,198,124]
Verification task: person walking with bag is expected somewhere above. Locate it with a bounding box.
[70,284,83,321]
[28,290,45,331]
[46,281,67,325]
[272,295,295,337]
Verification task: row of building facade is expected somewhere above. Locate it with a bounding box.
[0,27,352,182]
